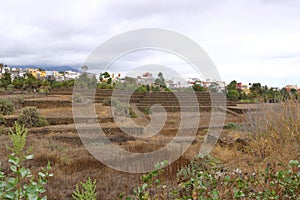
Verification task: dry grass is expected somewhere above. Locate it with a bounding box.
[244,101,300,162]
[2,92,300,199]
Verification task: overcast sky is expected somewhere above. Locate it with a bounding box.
[0,0,300,87]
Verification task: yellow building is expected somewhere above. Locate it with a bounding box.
[26,68,47,79]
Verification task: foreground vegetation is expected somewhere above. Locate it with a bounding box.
[120,101,300,199]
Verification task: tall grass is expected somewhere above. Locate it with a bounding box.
[245,100,300,161]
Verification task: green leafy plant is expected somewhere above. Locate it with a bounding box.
[0,122,53,200]
[122,156,300,199]
[17,107,48,127]
[224,122,240,130]
[72,177,97,200]
[0,99,14,115]
[121,160,169,200]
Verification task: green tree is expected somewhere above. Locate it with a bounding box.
[99,72,111,82]
[192,82,207,91]
[12,77,26,89]
[23,73,38,92]
[0,72,12,89]
[227,80,237,91]
[250,83,263,96]
[227,90,239,101]
[155,72,166,88]
[280,88,290,101]
[289,88,298,100]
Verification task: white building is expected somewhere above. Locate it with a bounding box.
[64,70,81,80]
[136,72,155,85]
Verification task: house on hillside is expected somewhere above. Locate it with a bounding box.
[64,70,81,80]
[285,84,298,92]
[136,72,155,85]
[26,68,46,80]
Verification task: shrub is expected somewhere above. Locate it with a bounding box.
[224,122,240,130]
[38,88,49,94]
[114,103,127,116]
[72,92,85,103]
[129,108,137,118]
[227,89,239,101]
[97,83,113,89]
[6,84,14,92]
[0,99,14,115]
[114,103,137,118]
[0,122,53,199]
[164,88,172,92]
[102,97,120,106]
[135,85,147,92]
[17,107,48,127]
[72,177,97,200]
[142,106,152,115]
[11,95,24,109]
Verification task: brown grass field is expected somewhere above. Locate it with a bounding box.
[0,93,299,199]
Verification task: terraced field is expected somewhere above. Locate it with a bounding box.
[0,89,246,199]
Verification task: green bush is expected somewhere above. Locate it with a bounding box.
[129,108,137,118]
[0,99,14,115]
[224,122,240,130]
[17,107,48,127]
[6,84,14,92]
[227,90,239,101]
[135,85,148,92]
[38,88,49,94]
[164,88,172,92]
[115,103,129,116]
[11,95,24,109]
[102,97,120,106]
[0,122,53,199]
[72,92,85,103]
[114,103,137,118]
[72,177,97,200]
[142,106,152,115]
[97,83,113,89]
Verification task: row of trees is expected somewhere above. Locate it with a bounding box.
[0,72,50,92]
[226,80,298,102]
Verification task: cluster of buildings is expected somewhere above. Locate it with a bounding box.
[1,65,299,93]
[0,65,81,82]
[135,72,226,92]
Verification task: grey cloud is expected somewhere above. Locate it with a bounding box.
[0,0,299,87]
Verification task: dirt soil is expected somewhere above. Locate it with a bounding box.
[0,94,249,199]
